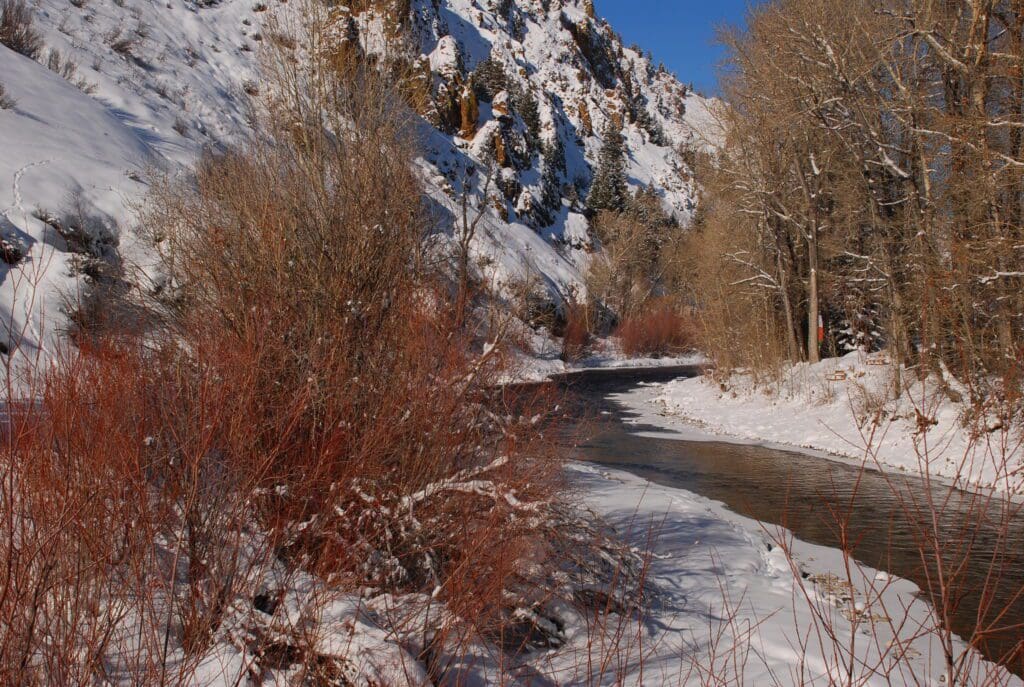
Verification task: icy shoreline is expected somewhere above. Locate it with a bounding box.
[561,462,1021,685]
[192,463,1017,685]
[506,333,707,384]
[617,352,1024,497]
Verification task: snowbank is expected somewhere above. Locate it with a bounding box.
[557,463,1021,686]
[169,463,1021,685]
[626,351,1024,496]
[0,46,154,356]
[505,330,705,383]
[0,0,270,359]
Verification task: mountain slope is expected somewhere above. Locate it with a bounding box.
[0,0,715,357]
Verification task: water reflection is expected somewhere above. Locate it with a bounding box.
[553,367,1024,676]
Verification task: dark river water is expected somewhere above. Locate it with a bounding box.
[549,365,1024,677]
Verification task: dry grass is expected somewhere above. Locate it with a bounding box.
[0,0,42,59]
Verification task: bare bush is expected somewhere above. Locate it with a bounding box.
[104,27,136,58]
[615,298,696,357]
[0,81,14,109]
[685,197,790,380]
[558,298,594,362]
[586,190,677,321]
[45,49,97,93]
[0,0,42,59]
[0,12,571,681]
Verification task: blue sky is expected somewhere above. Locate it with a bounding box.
[596,0,759,95]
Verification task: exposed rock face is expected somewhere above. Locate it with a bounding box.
[578,100,593,137]
[339,0,714,305]
[493,130,509,167]
[492,90,511,120]
[609,104,623,131]
[459,86,479,139]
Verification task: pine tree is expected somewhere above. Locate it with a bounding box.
[587,119,628,213]
[539,137,566,223]
[512,85,542,151]
[472,55,508,102]
[635,103,668,146]
[626,184,676,266]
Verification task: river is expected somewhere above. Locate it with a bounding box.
[550,365,1024,677]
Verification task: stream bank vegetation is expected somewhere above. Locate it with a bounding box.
[689,0,1023,411]
[570,161,700,361]
[0,8,653,683]
[678,0,1024,487]
[0,0,1021,683]
[660,0,1024,680]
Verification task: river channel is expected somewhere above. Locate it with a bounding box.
[550,365,1024,677]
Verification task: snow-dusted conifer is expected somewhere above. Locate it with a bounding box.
[472,54,508,102]
[536,137,565,225]
[512,84,541,150]
[587,118,628,212]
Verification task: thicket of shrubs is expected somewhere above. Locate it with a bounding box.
[0,18,574,681]
[570,159,695,360]
[615,298,695,357]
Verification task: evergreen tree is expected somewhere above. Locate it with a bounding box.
[512,85,542,151]
[472,55,508,102]
[544,127,566,175]
[587,119,628,212]
[635,104,668,146]
[626,184,676,266]
[539,137,566,222]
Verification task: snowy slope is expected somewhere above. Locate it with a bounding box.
[0,0,268,357]
[0,46,154,356]
[0,0,712,357]
[397,0,710,301]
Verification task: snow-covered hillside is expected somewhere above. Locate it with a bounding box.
[401,0,713,301]
[0,0,265,356]
[0,0,717,357]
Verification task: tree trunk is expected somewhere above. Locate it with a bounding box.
[807,222,820,364]
[774,225,801,362]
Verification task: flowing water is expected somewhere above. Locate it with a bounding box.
[550,365,1024,677]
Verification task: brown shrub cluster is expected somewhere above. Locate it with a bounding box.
[0,35,566,682]
[559,299,594,363]
[0,0,42,59]
[615,298,696,357]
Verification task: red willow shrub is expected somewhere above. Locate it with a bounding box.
[560,299,594,363]
[140,54,569,646]
[615,299,696,357]
[0,55,568,681]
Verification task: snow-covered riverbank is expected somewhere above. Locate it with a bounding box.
[507,332,706,383]
[617,352,1023,496]
[555,463,1021,686]
[182,462,1019,685]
